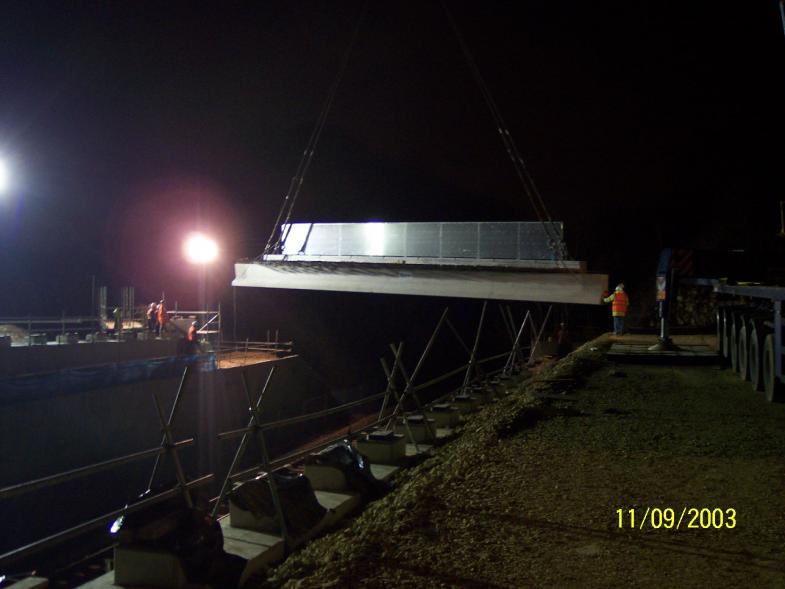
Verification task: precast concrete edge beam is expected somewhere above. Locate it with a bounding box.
[233,262,608,305]
[262,254,586,271]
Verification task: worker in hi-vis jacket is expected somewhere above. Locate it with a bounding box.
[603,283,629,335]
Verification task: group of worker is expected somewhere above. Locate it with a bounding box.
[145,300,169,336]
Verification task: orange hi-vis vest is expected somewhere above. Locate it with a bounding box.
[611,291,628,317]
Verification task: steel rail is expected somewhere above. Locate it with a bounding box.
[412,363,469,392]
[219,348,508,441]
[0,439,195,500]
[226,416,390,485]
[217,390,389,440]
[223,346,503,488]
[0,474,213,568]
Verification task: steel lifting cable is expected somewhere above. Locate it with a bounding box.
[261,3,368,259]
[441,2,569,261]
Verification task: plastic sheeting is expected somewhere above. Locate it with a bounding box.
[0,353,216,406]
[230,469,326,537]
[306,439,390,498]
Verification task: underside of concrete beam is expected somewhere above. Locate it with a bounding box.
[233,262,608,305]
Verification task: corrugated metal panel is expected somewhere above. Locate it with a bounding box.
[280,221,563,260]
[479,223,518,259]
[405,223,441,257]
[441,223,479,258]
[518,222,562,260]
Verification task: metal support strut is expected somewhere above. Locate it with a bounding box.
[461,300,487,392]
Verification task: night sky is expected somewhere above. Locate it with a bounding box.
[1,1,783,317]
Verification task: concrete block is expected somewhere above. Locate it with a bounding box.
[113,545,190,588]
[56,333,79,345]
[315,490,361,522]
[304,463,348,492]
[424,404,460,428]
[451,394,479,413]
[228,490,356,549]
[467,384,494,403]
[220,517,286,585]
[229,499,278,533]
[70,572,114,588]
[355,431,406,465]
[405,443,433,457]
[394,415,436,443]
[7,577,48,589]
[369,463,399,482]
[30,333,47,345]
[435,427,456,441]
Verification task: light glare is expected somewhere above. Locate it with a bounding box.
[0,159,8,193]
[364,222,385,256]
[184,233,219,264]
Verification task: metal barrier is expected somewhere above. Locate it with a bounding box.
[0,364,214,569]
[211,301,553,551]
[0,315,102,344]
[0,300,552,572]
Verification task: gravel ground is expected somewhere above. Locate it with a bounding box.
[262,335,785,588]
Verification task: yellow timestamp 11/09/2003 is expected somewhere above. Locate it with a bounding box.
[616,507,737,530]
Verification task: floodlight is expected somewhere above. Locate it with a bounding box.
[183,232,219,264]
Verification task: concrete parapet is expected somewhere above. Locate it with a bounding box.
[424,403,460,428]
[7,578,49,589]
[394,414,437,443]
[113,546,189,588]
[355,430,406,465]
[451,393,479,413]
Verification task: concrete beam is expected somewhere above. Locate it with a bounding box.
[263,253,586,271]
[233,262,607,305]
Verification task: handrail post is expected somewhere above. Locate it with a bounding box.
[391,344,437,442]
[147,366,191,491]
[527,305,553,366]
[212,367,276,518]
[444,317,472,356]
[377,343,403,421]
[506,306,526,365]
[151,393,193,508]
[380,352,419,452]
[499,304,514,343]
[504,310,530,375]
[240,369,290,548]
[461,300,487,392]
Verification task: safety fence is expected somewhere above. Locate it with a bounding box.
[0,307,221,345]
[0,301,553,574]
[0,315,102,344]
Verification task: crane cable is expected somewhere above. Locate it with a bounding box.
[441,2,568,261]
[261,2,368,259]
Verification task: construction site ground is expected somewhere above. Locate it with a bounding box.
[263,334,785,588]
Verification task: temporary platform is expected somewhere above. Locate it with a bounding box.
[234,222,607,305]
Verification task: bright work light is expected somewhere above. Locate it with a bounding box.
[183,232,219,264]
[0,159,9,194]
